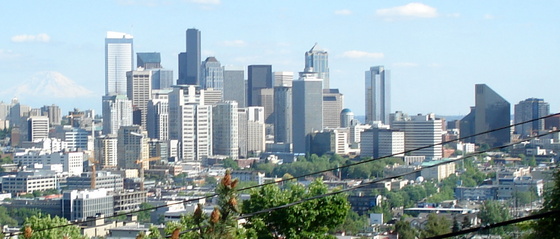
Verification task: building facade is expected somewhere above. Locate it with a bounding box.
[105,31,133,96]
[292,70,323,154]
[305,44,329,89]
[365,66,390,124]
[514,98,550,138]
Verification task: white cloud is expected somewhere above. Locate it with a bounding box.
[1,71,93,99]
[221,40,246,47]
[393,62,419,67]
[484,14,495,20]
[376,3,438,20]
[187,0,220,4]
[11,33,51,43]
[341,50,384,59]
[334,9,352,15]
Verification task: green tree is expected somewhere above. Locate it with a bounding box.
[420,213,451,238]
[20,214,86,239]
[530,170,560,238]
[138,202,153,223]
[478,200,511,235]
[223,158,240,170]
[0,206,17,226]
[147,225,162,239]
[330,209,369,235]
[395,219,417,239]
[243,178,349,238]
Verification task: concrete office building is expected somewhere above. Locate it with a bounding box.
[365,66,390,124]
[247,107,266,156]
[27,116,49,141]
[127,68,152,129]
[62,189,114,221]
[274,85,292,144]
[223,66,246,108]
[237,108,248,158]
[147,98,169,141]
[168,85,212,161]
[95,134,118,169]
[514,98,550,138]
[392,113,443,159]
[66,171,124,192]
[1,171,58,194]
[14,151,85,176]
[212,101,239,159]
[323,89,344,129]
[292,69,323,154]
[102,95,133,135]
[305,43,329,89]
[117,126,149,170]
[105,31,133,96]
[40,104,61,126]
[201,57,224,90]
[360,128,405,158]
[274,71,293,87]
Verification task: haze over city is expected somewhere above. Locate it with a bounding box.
[1,1,559,116]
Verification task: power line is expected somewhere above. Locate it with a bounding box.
[9,113,559,237]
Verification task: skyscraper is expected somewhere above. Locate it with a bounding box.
[212,101,239,159]
[305,43,329,89]
[274,85,292,144]
[292,70,323,154]
[514,98,549,138]
[223,66,246,108]
[392,113,442,159]
[322,89,344,129]
[365,66,390,124]
[201,57,224,90]
[147,91,170,141]
[137,52,161,69]
[460,84,511,147]
[102,95,133,135]
[127,68,152,129]
[178,28,201,85]
[247,65,273,106]
[105,31,133,96]
[117,125,149,170]
[27,116,49,141]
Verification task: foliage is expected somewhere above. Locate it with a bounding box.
[20,214,85,239]
[371,204,393,223]
[204,176,217,186]
[9,207,42,225]
[0,206,17,227]
[478,200,512,235]
[530,170,560,238]
[420,213,451,238]
[395,219,417,239]
[138,202,153,223]
[223,158,240,170]
[330,209,369,235]
[243,178,349,238]
[147,225,162,239]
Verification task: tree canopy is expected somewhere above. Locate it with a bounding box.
[20,214,85,239]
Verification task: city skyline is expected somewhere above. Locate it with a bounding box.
[1,1,559,116]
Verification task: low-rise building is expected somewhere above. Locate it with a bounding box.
[1,170,58,194]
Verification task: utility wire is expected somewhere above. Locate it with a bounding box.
[9,113,559,237]
[166,128,560,238]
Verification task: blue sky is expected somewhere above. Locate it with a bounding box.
[1,1,559,116]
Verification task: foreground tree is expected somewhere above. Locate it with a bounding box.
[530,170,560,238]
[420,213,451,238]
[243,178,349,238]
[20,214,85,239]
[478,200,511,235]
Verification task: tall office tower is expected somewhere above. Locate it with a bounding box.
[223,66,246,108]
[305,43,329,89]
[203,88,223,106]
[117,125,149,170]
[137,52,161,69]
[126,68,152,129]
[27,116,49,141]
[292,70,323,154]
[151,69,174,90]
[248,65,273,106]
[237,108,248,158]
[247,106,266,155]
[212,101,239,159]
[168,85,212,161]
[102,95,133,135]
[392,113,443,159]
[340,108,355,128]
[0,101,9,120]
[323,89,344,129]
[40,104,61,126]
[201,57,224,90]
[274,85,292,144]
[258,88,275,125]
[365,66,390,124]
[514,98,550,138]
[460,84,510,147]
[95,134,118,169]
[360,128,405,158]
[105,31,133,96]
[274,71,294,87]
[178,28,201,85]
[147,98,169,141]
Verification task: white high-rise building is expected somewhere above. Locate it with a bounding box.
[27,116,49,142]
[212,101,239,159]
[247,106,265,155]
[365,66,390,124]
[391,113,442,159]
[14,151,85,176]
[274,71,294,87]
[117,126,149,170]
[105,31,133,96]
[102,95,133,135]
[147,98,169,141]
[323,89,344,129]
[169,85,212,161]
[95,135,118,169]
[127,67,152,129]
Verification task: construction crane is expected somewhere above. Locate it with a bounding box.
[135,156,161,191]
[88,151,98,189]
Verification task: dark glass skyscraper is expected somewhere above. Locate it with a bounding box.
[247,65,273,106]
[137,52,161,69]
[365,66,390,124]
[305,43,329,89]
[461,84,510,147]
[178,28,201,85]
[514,98,549,138]
[223,66,246,108]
